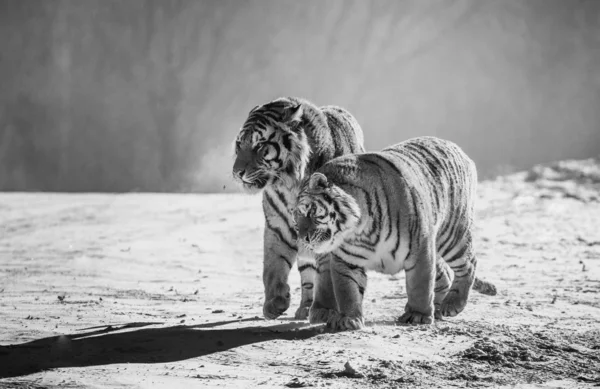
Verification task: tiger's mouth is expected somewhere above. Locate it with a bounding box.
[301,229,334,253]
[235,170,270,193]
[241,180,267,192]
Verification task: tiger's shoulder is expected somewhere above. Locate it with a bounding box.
[319,105,365,154]
[298,103,364,175]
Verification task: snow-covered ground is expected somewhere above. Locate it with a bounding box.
[1,160,599,388]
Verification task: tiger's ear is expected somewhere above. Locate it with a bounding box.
[308,173,328,190]
[282,104,303,124]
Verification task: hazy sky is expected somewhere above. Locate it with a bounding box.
[0,0,598,192]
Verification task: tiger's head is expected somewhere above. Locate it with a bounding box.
[295,172,361,253]
[232,99,310,193]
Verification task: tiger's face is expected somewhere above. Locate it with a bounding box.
[233,101,310,193]
[295,173,361,254]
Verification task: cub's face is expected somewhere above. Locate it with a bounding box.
[295,173,361,254]
[232,102,309,193]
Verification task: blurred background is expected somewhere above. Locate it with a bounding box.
[0,0,598,192]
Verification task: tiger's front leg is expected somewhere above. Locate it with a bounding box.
[308,254,338,324]
[262,216,298,320]
[295,255,317,320]
[327,255,367,331]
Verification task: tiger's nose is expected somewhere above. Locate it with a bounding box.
[234,169,245,180]
[296,216,311,237]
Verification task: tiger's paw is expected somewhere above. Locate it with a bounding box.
[309,306,336,324]
[263,295,290,319]
[294,305,311,320]
[397,308,434,325]
[441,291,467,317]
[326,312,365,331]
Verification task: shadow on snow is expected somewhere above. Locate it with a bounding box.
[0,317,324,378]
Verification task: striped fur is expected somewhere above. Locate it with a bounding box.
[232,97,364,320]
[295,136,496,330]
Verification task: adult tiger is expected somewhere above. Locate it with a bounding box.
[294,136,496,330]
[232,97,365,320]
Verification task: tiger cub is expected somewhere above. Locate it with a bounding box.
[294,136,496,330]
[232,97,364,320]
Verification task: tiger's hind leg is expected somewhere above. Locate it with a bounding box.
[295,256,316,320]
[440,235,476,317]
[398,238,436,325]
[308,254,338,324]
[434,256,453,320]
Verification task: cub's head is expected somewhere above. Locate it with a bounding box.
[232,100,310,193]
[295,172,361,253]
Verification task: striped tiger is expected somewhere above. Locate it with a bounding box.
[294,136,497,330]
[232,97,364,320]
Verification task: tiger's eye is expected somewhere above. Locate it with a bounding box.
[297,203,306,215]
[263,145,276,160]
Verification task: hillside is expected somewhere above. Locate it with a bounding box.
[0,158,599,388]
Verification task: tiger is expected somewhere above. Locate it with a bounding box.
[232,97,365,320]
[294,136,497,330]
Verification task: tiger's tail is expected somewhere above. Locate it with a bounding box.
[473,277,497,296]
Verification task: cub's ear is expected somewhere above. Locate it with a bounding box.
[282,104,303,124]
[308,172,328,190]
